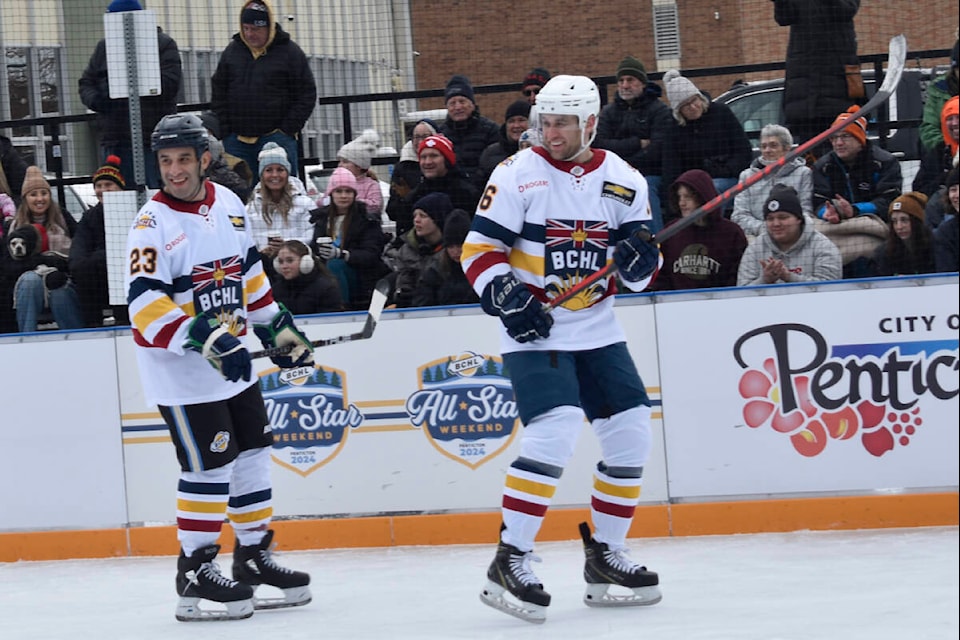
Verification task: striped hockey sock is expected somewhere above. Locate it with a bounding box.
[500,458,561,552]
[590,465,642,547]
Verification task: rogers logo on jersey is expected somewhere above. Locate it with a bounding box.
[518,180,549,193]
[165,232,187,251]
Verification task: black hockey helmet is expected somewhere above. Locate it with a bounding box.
[151,113,209,156]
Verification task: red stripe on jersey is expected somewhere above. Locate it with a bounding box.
[464,251,508,286]
[248,289,274,312]
[132,315,189,349]
[177,517,225,533]
[503,494,549,517]
[591,496,636,519]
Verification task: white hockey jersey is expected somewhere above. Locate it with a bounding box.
[461,146,657,354]
[125,181,279,406]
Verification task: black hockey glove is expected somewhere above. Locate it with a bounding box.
[184,310,252,382]
[253,304,315,369]
[481,273,553,343]
[613,226,660,282]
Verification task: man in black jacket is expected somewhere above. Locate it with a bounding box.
[211,0,317,177]
[594,55,672,233]
[78,0,181,189]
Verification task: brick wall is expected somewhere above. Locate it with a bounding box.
[410,0,956,124]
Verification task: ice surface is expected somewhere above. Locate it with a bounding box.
[0,526,956,640]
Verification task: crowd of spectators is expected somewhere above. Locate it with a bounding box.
[0,0,956,335]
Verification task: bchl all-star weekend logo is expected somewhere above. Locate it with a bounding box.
[734,320,958,458]
[259,365,363,476]
[406,352,519,469]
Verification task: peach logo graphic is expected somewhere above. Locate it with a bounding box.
[734,323,956,458]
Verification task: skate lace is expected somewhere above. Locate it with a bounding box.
[259,547,295,575]
[602,547,645,575]
[199,560,239,587]
[508,551,543,586]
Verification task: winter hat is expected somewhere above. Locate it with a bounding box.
[522,67,551,90]
[325,167,358,196]
[106,0,142,12]
[258,142,290,176]
[444,74,475,104]
[21,165,50,197]
[663,69,706,120]
[338,129,380,170]
[198,111,222,139]
[941,96,959,156]
[831,105,868,146]
[413,192,454,230]
[505,100,531,122]
[889,192,928,222]
[442,209,472,247]
[616,56,648,84]
[763,184,804,221]
[418,134,457,166]
[93,154,126,189]
[241,1,269,26]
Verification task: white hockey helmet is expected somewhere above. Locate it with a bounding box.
[530,75,601,159]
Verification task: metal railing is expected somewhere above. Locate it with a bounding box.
[1,47,950,212]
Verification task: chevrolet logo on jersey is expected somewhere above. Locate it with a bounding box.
[230,215,245,230]
[601,181,636,205]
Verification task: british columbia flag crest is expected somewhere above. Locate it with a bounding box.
[406,352,520,469]
[259,365,364,476]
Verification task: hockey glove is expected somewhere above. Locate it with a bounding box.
[613,226,660,282]
[480,273,553,343]
[253,304,315,369]
[185,311,252,382]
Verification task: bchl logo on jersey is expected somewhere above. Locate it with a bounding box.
[192,256,244,316]
[406,352,519,469]
[544,218,610,311]
[259,365,364,476]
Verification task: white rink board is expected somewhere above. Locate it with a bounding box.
[0,335,128,530]
[117,307,668,523]
[656,283,960,499]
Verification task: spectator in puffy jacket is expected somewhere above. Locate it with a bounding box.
[78,0,181,189]
[660,69,752,224]
[439,74,500,189]
[211,0,316,175]
[383,192,452,308]
[411,209,478,308]
[594,55,673,233]
[477,100,530,188]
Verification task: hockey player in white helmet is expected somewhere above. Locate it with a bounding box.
[462,75,664,623]
[126,114,315,621]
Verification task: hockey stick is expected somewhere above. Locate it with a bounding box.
[545,34,907,311]
[250,280,389,359]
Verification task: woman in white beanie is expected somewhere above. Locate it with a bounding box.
[660,69,753,224]
[245,141,316,266]
[335,129,383,215]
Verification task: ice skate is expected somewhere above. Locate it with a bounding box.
[480,540,551,624]
[579,522,662,607]
[232,529,311,610]
[175,544,254,621]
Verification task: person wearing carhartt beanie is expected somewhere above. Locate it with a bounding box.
[875,191,937,276]
[616,56,648,84]
[106,0,142,12]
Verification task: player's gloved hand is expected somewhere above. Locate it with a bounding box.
[185,310,252,382]
[613,226,660,282]
[480,273,553,343]
[253,304,315,369]
[316,239,343,260]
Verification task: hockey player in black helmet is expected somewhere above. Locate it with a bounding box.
[128,113,314,621]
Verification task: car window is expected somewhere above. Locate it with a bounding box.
[722,87,783,144]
